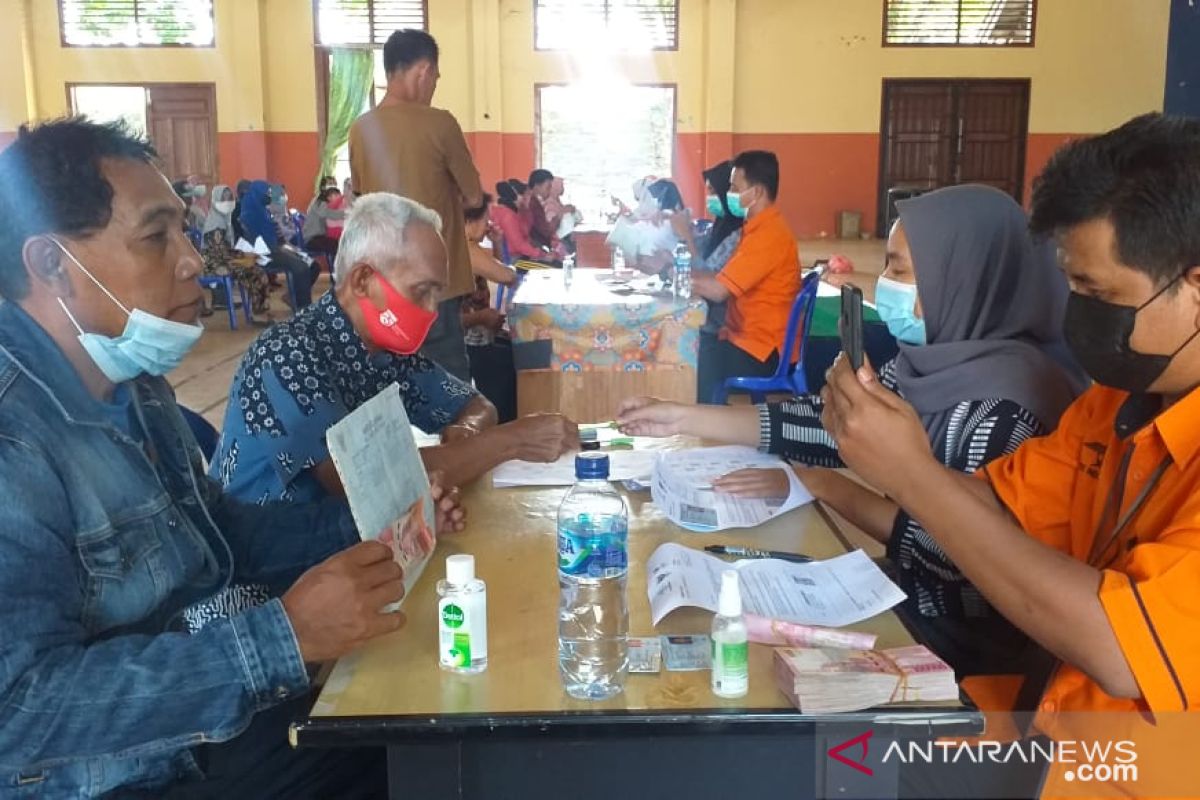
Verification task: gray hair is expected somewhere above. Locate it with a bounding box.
[333,192,443,282]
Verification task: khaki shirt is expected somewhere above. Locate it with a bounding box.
[349,100,483,299]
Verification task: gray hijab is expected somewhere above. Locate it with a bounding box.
[202,184,234,238]
[893,184,1086,451]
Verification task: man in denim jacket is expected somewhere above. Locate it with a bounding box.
[0,120,419,797]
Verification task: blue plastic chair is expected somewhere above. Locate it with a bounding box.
[198,274,253,330]
[289,211,306,248]
[713,270,821,404]
[262,262,299,311]
[185,227,202,250]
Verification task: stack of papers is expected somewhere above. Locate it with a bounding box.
[646,543,905,627]
[774,645,958,714]
[234,236,271,266]
[651,446,813,531]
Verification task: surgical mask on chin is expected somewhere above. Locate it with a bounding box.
[875,275,927,345]
[52,239,204,384]
[705,195,724,217]
[1064,278,1200,394]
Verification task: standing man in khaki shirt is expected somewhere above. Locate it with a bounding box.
[349,29,483,381]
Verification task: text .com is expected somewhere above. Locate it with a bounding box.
[879,738,1138,782]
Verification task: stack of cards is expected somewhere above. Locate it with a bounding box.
[627,635,712,673]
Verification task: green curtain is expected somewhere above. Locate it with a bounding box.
[316,47,374,194]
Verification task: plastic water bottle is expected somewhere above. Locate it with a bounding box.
[557,453,629,699]
[563,252,575,292]
[673,242,692,302]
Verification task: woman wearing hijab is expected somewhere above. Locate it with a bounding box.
[617,184,1087,675]
[201,185,271,315]
[670,160,745,332]
[239,179,317,308]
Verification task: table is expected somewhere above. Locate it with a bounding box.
[292,476,983,799]
[507,269,706,420]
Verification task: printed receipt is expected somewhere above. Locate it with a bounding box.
[646,542,907,627]
[651,446,814,531]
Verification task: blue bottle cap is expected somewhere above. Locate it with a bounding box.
[575,452,610,480]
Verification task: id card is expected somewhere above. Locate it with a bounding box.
[628,637,663,673]
[661,635,712,671]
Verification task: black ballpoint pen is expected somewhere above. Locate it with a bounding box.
[704,545,813,563]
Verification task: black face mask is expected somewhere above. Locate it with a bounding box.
[1064,276,1200,395]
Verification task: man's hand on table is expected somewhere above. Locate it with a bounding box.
[282,541,406,663]
[501,413,580,462]
[615,396,686,437]
[819,355,936,501]
[430,470,467,533]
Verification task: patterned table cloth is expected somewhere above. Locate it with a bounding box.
[508,269,705,373]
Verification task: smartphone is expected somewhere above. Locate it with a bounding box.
[839,285,864,372]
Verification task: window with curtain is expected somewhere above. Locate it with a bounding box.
[537,84,675,227]
[315,0,427,46]
[535,0,679,50]
[60,0,214,47]
[884,0,1035,46]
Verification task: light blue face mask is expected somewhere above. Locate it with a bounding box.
[705,194,724,217]
[53,239,204,384]
[726,190,748,219]
[874,275,927,345]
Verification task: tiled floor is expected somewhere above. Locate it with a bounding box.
[169,238,888,431]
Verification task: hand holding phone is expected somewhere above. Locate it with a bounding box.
[839,285,864,372]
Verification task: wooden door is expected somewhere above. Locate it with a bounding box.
[877,79,1029,235]
[955,81,1029,198]
[146,84,218,186]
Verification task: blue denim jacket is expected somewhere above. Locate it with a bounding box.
[0,303,359,798]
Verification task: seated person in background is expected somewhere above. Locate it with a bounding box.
[818,113,1200,799]
[213,192,578,507]
[0,117,419,798]
[201,183,270,315]
[231,178,251,241]
[619,184,1086,675]
[173,178,207,231]
[691,150,800,403]
[303,185,345,261]
[670,159,744,335]
[268,182,299,245]
[462,193,519,422]
[510,178,536,237]
[543,175,579,254]
[492,180,553,263]
[527,168,561,252]
[238,179,318,308]
[607,178,685,276]
[319,173,338,192]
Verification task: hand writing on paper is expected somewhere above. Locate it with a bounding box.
[282,541,406,663]
[819,354,934,499]
[616,397,686,437]
[429,471,467,533]
[712,467,790,499]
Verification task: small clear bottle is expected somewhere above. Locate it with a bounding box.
[437,554,488,674]
[711,569,749,698]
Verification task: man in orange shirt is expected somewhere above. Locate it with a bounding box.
[822,113,1200,797]
[691,150,800,403]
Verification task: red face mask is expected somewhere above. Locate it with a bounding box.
[358,272,437,355]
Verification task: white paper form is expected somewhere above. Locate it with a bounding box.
[492,449,661,487]
[646,542,906,627]
[651,446,813,531]
[326,383,435,610]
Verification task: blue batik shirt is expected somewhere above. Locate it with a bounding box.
[212,291,477,505]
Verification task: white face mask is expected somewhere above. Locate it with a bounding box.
[214,200,236,215]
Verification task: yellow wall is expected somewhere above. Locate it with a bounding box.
[733,0,1170,134]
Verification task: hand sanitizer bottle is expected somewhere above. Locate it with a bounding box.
[438,554,488,674]
[711,569,749,698]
